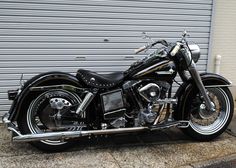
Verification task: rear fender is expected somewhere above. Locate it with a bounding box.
[8,71,83,121]
[173,72,232,120]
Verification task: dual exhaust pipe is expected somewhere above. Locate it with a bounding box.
[3,113,189,142]
[9,123,189,142]
[10,126,149,142]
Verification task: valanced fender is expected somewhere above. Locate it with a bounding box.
[8,72,83,121]
[173,72,232,120]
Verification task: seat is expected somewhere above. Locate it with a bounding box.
[76,69,124,88]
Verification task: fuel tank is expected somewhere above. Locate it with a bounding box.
[124,56,176,81]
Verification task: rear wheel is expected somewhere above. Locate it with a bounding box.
[17,89,83,152]
[182,87,234,141]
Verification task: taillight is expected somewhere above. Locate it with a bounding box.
[8,90,18,100]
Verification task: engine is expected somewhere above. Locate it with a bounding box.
[139,83,162,102]
[99,80,170,128]
[136,81,170,125]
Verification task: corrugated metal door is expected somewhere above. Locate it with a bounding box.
[0,0,213,116]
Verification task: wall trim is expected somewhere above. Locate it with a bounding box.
[207,0,216,73]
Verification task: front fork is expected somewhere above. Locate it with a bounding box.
[183,49,215,113]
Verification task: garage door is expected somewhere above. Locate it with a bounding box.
[0,0,213,116]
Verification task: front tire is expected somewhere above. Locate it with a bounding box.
[182,87,234,141]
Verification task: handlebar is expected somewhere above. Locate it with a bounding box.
[134,40,168,54]
[134,31,190,57]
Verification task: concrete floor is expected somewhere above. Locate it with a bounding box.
[0,118,236,168]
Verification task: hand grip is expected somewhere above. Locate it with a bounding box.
[134,45,146,54]
[170,43,181,56]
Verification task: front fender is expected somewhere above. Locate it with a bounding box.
[173,72,232,120]
[8,71,82,121]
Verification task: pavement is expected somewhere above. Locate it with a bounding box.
[227,115,236,137]
[0,116,236,168]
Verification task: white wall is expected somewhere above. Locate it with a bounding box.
[209,0,236,99]
[0,0,212,116]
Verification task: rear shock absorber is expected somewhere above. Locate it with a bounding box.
[76,89,97,116]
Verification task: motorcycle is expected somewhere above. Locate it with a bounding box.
[2,31,234,152]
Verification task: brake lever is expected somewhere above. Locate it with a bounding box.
[161,40,168,47]
[151,40,168,47]
[157,40,168,47]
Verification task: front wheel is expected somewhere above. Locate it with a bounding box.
[182,87,234,141]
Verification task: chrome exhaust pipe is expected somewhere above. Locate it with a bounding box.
[11,127,149,142]
[4,112,188,142]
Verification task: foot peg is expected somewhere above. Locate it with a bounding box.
[177,121,190,128]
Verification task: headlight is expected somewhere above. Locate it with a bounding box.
[188,44,200,63]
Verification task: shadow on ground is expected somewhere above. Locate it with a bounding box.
[0,126,193,154]
[68,128,192,151]
[0,123,236,168]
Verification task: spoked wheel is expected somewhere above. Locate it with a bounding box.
[182,87,234,141]
[17,89,84,152]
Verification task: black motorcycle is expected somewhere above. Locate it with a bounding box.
[3,31,234,152]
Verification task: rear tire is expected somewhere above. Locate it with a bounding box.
[17,89,81,152]
[181,87,234,141]
[18,119,75,153]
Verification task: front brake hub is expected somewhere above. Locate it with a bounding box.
[199,102,216,119]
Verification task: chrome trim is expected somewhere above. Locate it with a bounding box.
[177,121,190,128]
[154,98,177,104]
[76,92,94,115]
[188,61,215,112]
[100,88,123,95]
[12,127,149,142]
[170,42,181,56]
[50,98,72,110]
[138,83,161,102]
[2,113,11,124]
[8,127,21,136]
[4,119,190,142]
[17,89,22,95]
[155,71,172,75]
[20,73,25,87]
[29,85,87,93]
[205,85,232,88]
[153,104,165,125]
[188,44,200,52]
[188,44,200,63]
[155,68,174,75]
[104,108,126,117]
[150,120,190,130]
[133,60,169,77]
